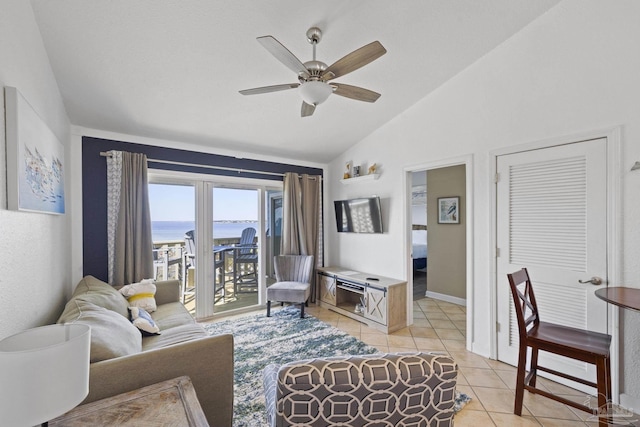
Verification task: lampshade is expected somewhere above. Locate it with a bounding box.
[0,324,91,426]
[298,81,333,105]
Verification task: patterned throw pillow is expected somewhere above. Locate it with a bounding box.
[129,306,160,336]
[119,279,157,312]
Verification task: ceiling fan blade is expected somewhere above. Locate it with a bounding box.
[301,101,315,117]
[332,83,381,103]
[257,36,309,77]
[321,41,386,81]
[239,83,299,96]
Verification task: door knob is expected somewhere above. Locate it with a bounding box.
[578,276,604,286]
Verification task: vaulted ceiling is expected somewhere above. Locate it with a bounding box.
[31,0,560,163]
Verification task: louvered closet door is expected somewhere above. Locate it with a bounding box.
[496,138,608,389]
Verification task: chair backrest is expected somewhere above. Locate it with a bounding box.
[273,255,314,283]
[237,227,257,255]
[507,268,540,338]
[184,230,196,268]
[264,352,458,427]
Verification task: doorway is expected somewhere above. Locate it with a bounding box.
[148,172,282,320]
[406,156,472,350]
[411,171,427,301]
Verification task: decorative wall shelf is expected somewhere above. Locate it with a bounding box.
[340,173,379,185]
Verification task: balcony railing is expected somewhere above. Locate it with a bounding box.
[152,237,247,282]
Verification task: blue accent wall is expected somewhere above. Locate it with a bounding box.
[82,136,323,282]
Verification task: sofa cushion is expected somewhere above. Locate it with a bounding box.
[120,279,157,312]
[151,302,197,330]
[129,306,160,336]
[141,323,207,351]
[71,275,130,318]
[58,300,142,362]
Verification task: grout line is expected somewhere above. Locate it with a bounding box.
[209,297,597,426]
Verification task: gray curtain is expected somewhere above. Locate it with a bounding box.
[281,172,322,302]
[107,151,154,286]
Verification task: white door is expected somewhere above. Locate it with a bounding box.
[496,138,608,389]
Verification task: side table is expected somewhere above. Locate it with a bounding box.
[49,376,209,426]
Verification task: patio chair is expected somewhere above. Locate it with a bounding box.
[233,227,258,294]
[183,230,196,303]
[184,230,225,303]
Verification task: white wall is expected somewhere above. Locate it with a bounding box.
[327,0,640,404]
[0,1,71,339]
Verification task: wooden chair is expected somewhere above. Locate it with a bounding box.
[507,268,611,425]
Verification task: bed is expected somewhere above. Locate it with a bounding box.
[412,228,427,271]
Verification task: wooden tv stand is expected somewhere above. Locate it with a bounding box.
[317,267,407,333]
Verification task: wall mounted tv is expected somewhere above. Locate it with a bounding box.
[334,197,383,233]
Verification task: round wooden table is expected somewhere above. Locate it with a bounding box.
[595,287,640,312]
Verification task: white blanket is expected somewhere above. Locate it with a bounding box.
[412,230,428,258]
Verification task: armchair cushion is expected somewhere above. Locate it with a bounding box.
[266,281,311,304]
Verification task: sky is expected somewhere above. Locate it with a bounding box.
[148,184,258,221]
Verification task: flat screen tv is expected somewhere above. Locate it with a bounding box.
[334,197,383,233]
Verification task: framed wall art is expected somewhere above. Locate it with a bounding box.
[5,86,65,214]
[438,196,459,224]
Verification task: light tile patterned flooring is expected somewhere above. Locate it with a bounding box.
[306,298,613,427]
[215,297,625,426]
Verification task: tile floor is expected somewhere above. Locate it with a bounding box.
[307,298,617,427]
[216,297,629,426]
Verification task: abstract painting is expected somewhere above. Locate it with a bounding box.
[5,87,65,214]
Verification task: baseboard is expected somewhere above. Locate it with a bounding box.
[425,291,466,306]
[620,393,640,411]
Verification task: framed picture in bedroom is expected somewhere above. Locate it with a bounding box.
[5,86,66,214]
[437,197,459,224]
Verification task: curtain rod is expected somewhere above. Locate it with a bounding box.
[99,151,320,179]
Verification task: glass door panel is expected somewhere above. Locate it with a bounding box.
[148,183,196,314]
[266,190,282,284]
[212,187,259,313]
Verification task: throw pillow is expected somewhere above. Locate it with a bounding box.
[58,300,142,363]
[70,275,130,318]
[120,279,157,312]
[129,306,160,336]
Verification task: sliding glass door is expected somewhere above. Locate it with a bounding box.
[212,187,259,314]
[148,183,196,309]
[149,172,281,319]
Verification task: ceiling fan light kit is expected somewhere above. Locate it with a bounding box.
[299,81,333,106]
[240,27,386,117]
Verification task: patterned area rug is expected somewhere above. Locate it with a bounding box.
[204,305,469,427]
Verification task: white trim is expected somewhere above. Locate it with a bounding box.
[257,188,267,307]
[425,291,466,307]
[148,169,283,320]
[606,126,622,403]
[148,169,279,189]
[489,125,622,400]
[404,154,474,351]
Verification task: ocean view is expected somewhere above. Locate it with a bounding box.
[152,221,259,242]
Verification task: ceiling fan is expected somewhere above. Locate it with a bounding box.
[239,27,386,117]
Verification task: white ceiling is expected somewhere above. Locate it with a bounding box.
[30,0,560,163]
